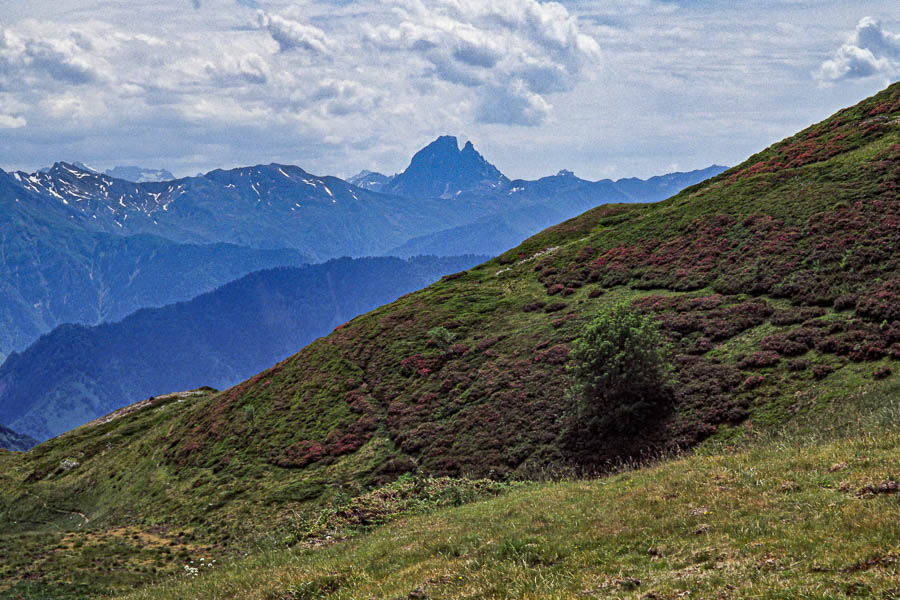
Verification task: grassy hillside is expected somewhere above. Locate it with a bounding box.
[120,384,899,600]
[0,83,899,598]
[160,81,900,478]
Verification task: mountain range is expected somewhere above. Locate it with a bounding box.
[0,82,897,599]
[0,255,485,442]
[0,423,35,452]
[9,145,723,257]
[353,138,724,204]
[40,163,176,183]
[0,139,723,362]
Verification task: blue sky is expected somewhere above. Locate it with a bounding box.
[1,0,898,180]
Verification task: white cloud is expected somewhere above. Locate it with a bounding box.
[0,114,26,128]
[0,25,113,90]
[477,80,551,126]
[817,17,900,82]
[2,1,899,181]
[24,39,100,84]
[206,53,269,85]
[180,95,273,125]
[41,90,107,121]
[257,11,332,54]
[306,79,381,116]
[364,0,599,126]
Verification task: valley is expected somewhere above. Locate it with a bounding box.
[0,255,486,442]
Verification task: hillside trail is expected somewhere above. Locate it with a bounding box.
[21,489,89,527]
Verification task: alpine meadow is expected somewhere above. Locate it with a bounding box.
[1,2,899,599]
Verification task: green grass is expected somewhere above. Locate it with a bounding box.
[120,400,900,600]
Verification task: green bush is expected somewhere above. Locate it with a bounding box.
[427,326,456,353]
[567,303,674,432]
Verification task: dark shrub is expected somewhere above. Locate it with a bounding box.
[848,342,886,362]
[552,314,578,328]
[475,336,501,351]
[534,344,571,365]
[687,337,713,355]
[833,294,858,311]
[523,301,547,312]
[856,280,900,322]
[770,307,826,326]
[275,440,326,468]
[744,375,764,388]
[760,335,806,357]
[760,327,821,356]
[737,351,781,369]
[812,364,835,379]
[568,304,674,434]
[873,366,892,379]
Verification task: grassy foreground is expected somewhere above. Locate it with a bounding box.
[122,396,899,600]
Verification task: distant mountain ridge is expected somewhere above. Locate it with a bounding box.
[611,165,729,203]
[0,255,485,442]
[38,163,175,183]
[357,145,726,204]
[5,162,464,256]
[0,423,36,451]
[104,166,175,183]
[386,163,728,256]
[347,170,393,191]
[0,168,311,362]
[5,142,723,259]
[1,141,724,359]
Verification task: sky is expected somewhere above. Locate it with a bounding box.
[1,1,898,181]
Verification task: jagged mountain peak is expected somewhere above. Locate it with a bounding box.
[73,161,100,173]
[383,135,510,199]
[47,161,99,179]
[429,134,461,150]
[347,170,393,192]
